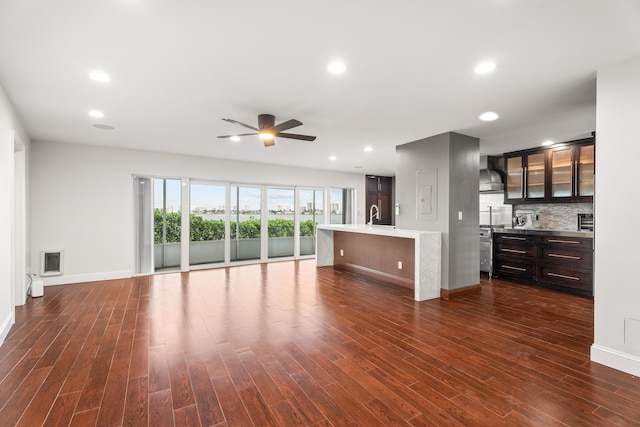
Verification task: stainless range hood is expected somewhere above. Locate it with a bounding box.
[479,156,504,193]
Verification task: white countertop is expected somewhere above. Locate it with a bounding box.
[317,224,438,239]
[316,224,442,301]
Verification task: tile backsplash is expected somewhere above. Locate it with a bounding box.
[513,202,593,231]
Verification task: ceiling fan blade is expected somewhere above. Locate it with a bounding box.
[263,138,275,147]
[275,132,317,141]
[222,118,259,131]
[270,119,302,133]
[217,133,258,138]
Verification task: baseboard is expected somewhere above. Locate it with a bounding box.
[440,283,481,300]
[591,343,640,377]
[42,270,131,286]
[0,310,15,347]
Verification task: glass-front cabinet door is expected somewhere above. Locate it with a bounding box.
[526,152,545,199]
[551,143,595,199]
[577,144,595,197]
[505,156,524,201]
[551,147,573,198]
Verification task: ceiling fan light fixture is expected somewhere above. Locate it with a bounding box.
[259,132,274,140]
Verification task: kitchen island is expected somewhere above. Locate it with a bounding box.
[316,224,441,301]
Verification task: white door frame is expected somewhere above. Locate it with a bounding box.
[12,131,27,305]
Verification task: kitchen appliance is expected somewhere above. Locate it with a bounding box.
[479,156,505,193]
[578,213,594,231]
[479,205,512,275]
[479,227,492,274]
[514,209,535,229]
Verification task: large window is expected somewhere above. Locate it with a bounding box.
[231,186,261,261]
[153,178,182,270]
[330,188,353,224]
[299,189,324,255]
[189,183,226,265]
[268,188,295,258]
[134,177,353,271]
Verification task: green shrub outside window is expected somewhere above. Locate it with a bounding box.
[154,209,316,244]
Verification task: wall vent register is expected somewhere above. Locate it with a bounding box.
[41,250,64,276]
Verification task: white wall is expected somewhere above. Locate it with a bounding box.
[591,55,640,376]
[30,141,366,285]
[0,84,31,345]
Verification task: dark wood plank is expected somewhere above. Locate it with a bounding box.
[2,261,640,427]
[210,373,253,427]
[42,391,81,427]
[122,376,149,427]
[149,389,175,427]
[69,408,98,427]
[167,350,196,410]
[173,404,201,427]
[0,366,51,425]
[185,352,225,426]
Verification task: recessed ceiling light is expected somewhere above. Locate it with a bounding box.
[89,70,111,83]
[479,111,499,122]
[542,140,554,146]
[364,146,373,152]
[328,61,346,75]
[474,61,496,74]
[230,136,240,142]
[329,156,337,161]
[88,110,105,118]
[93,124,114,130]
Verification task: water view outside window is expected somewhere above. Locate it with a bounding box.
[231,186,261,261]
[153,178,181,269]
[330,188,353,224]
[268,188,295,258]
[299,189,324,255]
[189,183,226,265]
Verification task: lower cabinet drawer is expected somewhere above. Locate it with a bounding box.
[495,257,536,280]
[540,247,593,269]
[540,265,593,291]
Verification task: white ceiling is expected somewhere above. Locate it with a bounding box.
[1,0,639,176]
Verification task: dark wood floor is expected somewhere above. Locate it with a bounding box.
[1,260,639,426]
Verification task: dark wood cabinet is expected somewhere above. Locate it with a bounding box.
[493,231,593,297]
[494,233,538,281]
[504,137,594,204]
[366,175,393,225]
[549,142,594,200]
[505,151,546,203]
[539,236,593,294]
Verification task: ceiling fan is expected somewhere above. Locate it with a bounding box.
[217,114,317,147]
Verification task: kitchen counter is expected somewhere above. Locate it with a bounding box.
[492,228,593,238]
[316,224,441,301]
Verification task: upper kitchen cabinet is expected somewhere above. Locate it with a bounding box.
[366,175,394,225]
[550,141,594,199]
[505,150,546,203]
[504,136,594,204]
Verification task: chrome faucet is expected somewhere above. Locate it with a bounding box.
[369,204,380,226]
